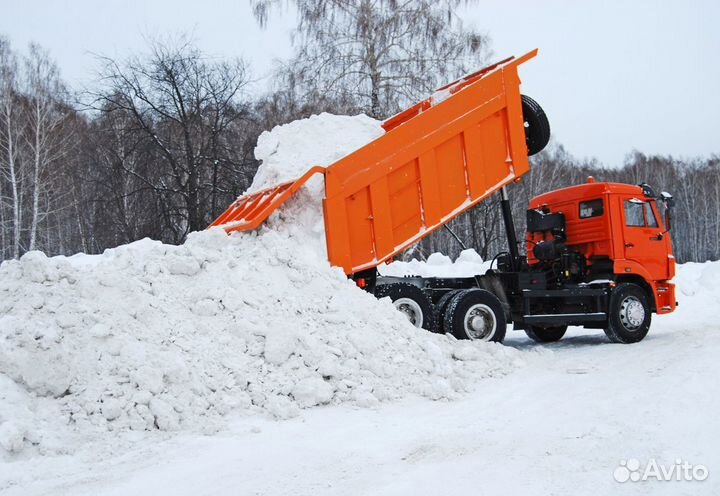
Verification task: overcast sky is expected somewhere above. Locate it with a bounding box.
[2,0,718,166]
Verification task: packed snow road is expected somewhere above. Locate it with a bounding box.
[5,313,719,496]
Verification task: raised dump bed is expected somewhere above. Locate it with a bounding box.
[210,50,539,275]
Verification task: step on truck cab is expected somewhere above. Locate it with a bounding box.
[210,49,677,344]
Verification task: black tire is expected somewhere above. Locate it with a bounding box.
[375,283,435,331]
[525,325,567,343]
[432,289,463,333]
[443,289,507,342]
[521,94,550,156]
[603,283,652,344]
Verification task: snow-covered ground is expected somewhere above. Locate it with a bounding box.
[1,113,718,494]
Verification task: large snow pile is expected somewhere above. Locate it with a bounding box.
[0,113,531,459]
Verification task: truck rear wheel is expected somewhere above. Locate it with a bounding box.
[525,325,567,343]
[376,283,434,331]
[443,289,506,342]
[521,94,550,156]
[604,283,652,344]
[433,289,463,333]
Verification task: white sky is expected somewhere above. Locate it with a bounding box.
[2,0,718,166]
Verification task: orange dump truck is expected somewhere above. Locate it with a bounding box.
[211,50,677,344]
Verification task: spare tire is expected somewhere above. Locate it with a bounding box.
[521,94,550,156]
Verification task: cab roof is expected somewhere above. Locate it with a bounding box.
[530,180,646,207]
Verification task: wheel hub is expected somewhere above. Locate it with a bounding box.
[394,298,423,328]
[464,304,496,340]
[470,316,486,332]
[620,296,645,330]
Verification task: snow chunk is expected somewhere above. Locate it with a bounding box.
[0,421,25,453]
[291,377,334,408]
[456,249,483,265]
[427,253,453,266]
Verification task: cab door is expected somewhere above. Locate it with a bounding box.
[621,197,669,281]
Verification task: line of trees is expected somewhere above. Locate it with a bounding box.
[0,2,717,263]
[0,37,262,257]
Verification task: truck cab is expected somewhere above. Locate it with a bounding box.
[527,178,676,318]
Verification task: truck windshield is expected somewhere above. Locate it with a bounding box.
[653,199,667,230]
[645,202,659,227]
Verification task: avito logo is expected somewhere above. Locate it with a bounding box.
[614,458,709,483]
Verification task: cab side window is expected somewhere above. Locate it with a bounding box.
[624,200,645,227]
[579,199,603,219]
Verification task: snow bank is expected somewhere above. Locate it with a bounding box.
[0,114,529,459]
[657,260,720,330]
[381,249,490,278]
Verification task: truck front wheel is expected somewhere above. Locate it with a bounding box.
[604,283,652,344]
[525,325,567,343]
[444,289,507,342]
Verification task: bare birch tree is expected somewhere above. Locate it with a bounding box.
[0,37,22,258]
[253,0,491,118]
[23,43,71,251]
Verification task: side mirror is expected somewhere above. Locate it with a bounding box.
[661,191,675,207]
[661,191,674,232]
